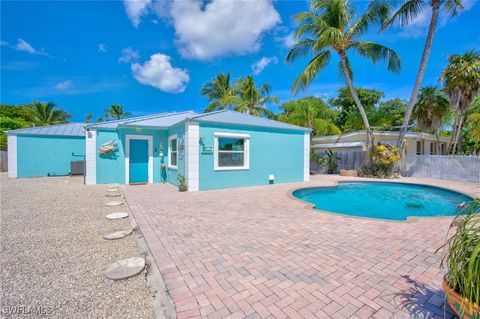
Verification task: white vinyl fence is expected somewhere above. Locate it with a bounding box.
[402,155,480,182]
[312,151,480,182]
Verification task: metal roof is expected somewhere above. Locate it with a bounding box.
[312,141,366,149]
[86,111,197,129]
[192,110,311,132]
[7,122,85,137]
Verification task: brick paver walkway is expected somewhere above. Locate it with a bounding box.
[124,176,479,319]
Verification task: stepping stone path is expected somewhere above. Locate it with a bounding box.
[105,212,129,220]
[105,257,145,280]
[104,228,133,240]
[105,193,122,197]
[106,201,123,206]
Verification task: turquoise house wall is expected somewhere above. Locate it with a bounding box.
[198,123,305,190]
[166,123,186,186]
[17,135,85,177]
[95,128,173,184]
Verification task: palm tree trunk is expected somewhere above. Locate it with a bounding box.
[397,0,440,155]
[452,110,465,155]
[447,113,459,154]
[340,53,373,150]
[435,130,441,155]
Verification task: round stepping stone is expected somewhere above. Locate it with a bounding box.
[106,201,123,206]
[105,193,122,197]
[104,228,133,240]
[106,188,120,193]
[104,257,145,280]
[105,212,129,220]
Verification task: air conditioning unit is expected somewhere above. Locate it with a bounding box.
[71,160,85,175]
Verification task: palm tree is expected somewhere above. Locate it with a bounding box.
[381,0,464,155]
[30,101,71,126]
[286,0,400,150]
[105,104,132,120]
[440,51,480,154]
[412,86,451,154]
[200,73,239,112]
[234,75,279,117]
[85,113,93,123]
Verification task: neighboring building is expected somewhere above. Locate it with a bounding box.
[312,130,450,155]
[7,123,86,178]
[8,110,311,191]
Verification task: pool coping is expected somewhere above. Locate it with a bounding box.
[287,179,478,224]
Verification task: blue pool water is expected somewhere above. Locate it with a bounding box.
[293,182,473,220]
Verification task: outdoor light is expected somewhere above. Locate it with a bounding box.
[269,175,275,184]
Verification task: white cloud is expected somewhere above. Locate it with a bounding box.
[119,47,140,63]
[170,0,280,60]
[55,80,73,90]
[275,32,296,48]
[399,2,476,39]
[14,38,49,56]
[251,56,278,75]
[131,53,189,93]
[98,43,108,53]
[124,0,152,27]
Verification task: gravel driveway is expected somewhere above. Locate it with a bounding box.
[0,174,155,318]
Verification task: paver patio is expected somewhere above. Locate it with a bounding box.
[124,175,480,319]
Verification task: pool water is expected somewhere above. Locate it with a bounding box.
[292,182,473,221]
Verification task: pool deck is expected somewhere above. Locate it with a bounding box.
[124,175,479,318]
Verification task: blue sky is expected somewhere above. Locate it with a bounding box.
[1,0,479,122]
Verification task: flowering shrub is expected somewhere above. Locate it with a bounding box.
[359,144,400,178]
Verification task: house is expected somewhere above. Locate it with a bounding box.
[311,130,451,155]
[7,123,86,178]
[8,110,311,191]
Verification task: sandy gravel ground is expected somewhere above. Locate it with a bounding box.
[0,174,155,318]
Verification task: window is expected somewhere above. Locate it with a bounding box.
[430,142,435,155]
[214,133,249,170]
[168,135,178,169]
[441,143,445,155]
[416,141,422,155]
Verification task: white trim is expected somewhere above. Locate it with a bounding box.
[85,130,96,185]
[304,132,310,182]
[125,134,153,184]
[185,122,199,192]
[213,132,250,171]
[168,134,178,170]
[7,135,17,178]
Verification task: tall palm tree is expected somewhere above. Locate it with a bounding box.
[234,75,279,118]
[380,0,464,155]
[201,73,239,112]
[412,86,451,154]
[105,104,132,120]
[286,0,400,150]
[85,113,93,123]
[30,101,71,126]
[440,51,480,154]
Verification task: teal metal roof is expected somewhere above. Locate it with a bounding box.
[86,111,197,129]
[7,122,85,137]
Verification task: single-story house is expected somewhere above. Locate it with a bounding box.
[7,123,86,178]
[312,130,450,155]
[8,110,311,191]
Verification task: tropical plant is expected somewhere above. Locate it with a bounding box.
[201,73,239,113]
[412,86,451,154]
[277,97,340,136]
[85,113,93,123]
[440,51,480,154]
[234,75,279,118]
[177,174,187,192]
[323,149,340,174]
[0,116,31,150]
[29,101,71,126]
[437,201,480,318]
[360,143,400,178]
[380,0,464,155]
[371,98,407,128]
[105,104,132,120]
[286,0,400,150]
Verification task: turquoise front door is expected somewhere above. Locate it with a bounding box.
[129,139,149,183]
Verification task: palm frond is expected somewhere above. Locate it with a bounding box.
[351,41,401,72]
[291,51,331,94]
[286,39,317,64]
[348,0,390,37]
[381,0,426,30]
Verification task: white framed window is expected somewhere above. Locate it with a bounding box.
[168,135,178,170]
[214,132,250,171]
[416,141,422,155]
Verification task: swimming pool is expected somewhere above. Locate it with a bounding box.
[292,182,474,221]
